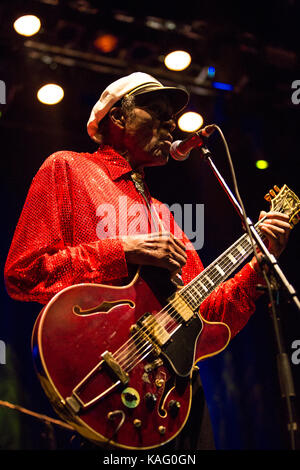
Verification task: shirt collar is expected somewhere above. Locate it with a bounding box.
[94,145,145,181]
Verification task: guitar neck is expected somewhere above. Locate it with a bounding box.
[179,222,264,310]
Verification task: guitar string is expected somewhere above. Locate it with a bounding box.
[113,209,287,371]
[111,188,267,368]
[117,247,253,372]
[123,200,290,370]
[113,224,263,368]
[113,233,256,371]
[112,219,268,369]
[123,213,288,372]
[114,225,260,372]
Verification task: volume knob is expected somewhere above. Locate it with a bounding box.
[168,400,181,416]
[145,392,157,410]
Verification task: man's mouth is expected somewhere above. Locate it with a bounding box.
[161,134,173,147]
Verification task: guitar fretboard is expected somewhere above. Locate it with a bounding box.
[177,222,264,311]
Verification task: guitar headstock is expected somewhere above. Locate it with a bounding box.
[264,184,300,228]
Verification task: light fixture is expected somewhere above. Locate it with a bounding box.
[178,112,204,133]
[94,33,118,53]
[13,15,41,37]
[164,50,191,71]
[212,81,233,91]
[207,66,215,78]
[256,160,269,170]
[37,84,64,105]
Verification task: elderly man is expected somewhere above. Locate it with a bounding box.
[4,72,290,450]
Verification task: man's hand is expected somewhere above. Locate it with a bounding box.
[120,232,187,273]
[250,211,291,271]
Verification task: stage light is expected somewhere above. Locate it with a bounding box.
[13,15,41,37]
[212,81,233,91]
[178,112,203,133]
[37,84,64,105]
[256,160,269,170]
[94,34,118,53]
[207,66,215,78]
[164,50,191,71]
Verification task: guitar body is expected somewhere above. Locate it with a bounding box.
[32,266,230,450]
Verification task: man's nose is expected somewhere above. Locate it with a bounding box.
[163,118,176,133]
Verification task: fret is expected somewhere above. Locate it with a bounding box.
[215,265,225,276]
[181,222,262,311]
[186,285,202,308]
[205,276,214,286]
[199,282,208,292]
[237,245,247,256]
[228,253,237,264]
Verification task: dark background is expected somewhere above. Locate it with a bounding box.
[0,0,300,452]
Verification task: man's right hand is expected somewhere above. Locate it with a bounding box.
[120,232,187,273]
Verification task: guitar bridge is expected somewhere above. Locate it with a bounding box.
[102,351,129,385]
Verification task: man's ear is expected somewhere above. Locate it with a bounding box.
[109,107,125,129]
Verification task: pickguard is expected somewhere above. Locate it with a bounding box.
[162,314,203,377]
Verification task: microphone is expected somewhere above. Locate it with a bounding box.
[170,125,215,161]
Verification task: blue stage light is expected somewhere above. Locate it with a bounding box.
[207,66,215,77]
[212,81,233,91]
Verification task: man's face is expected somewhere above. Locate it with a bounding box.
[122,95,176,169]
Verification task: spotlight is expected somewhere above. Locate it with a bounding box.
[93,33,118,53]
[178,112,204,133]
[164,50,191,71]
[256,160,269,170]
[212,82,233,91]
[37,84,64,105]
[207,66,215,78]
[13,15,41,37]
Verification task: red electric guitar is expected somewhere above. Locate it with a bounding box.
[32,185,299,450]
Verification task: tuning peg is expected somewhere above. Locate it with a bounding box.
[264,193,271,202]
[269,189,276,198]
[273,185,281,193]
[290,213,300,228]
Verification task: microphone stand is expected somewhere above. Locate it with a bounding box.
[199,145,300,450]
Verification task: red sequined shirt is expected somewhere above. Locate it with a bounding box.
[4,145,264,338]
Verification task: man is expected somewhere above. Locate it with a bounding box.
[4,72,290,450]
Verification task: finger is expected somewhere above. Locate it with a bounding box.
[158,233,187,258]
[168,250,187,269]
[259,210,267,220]
[148,231,170,239]
[259,224,279,240]
[260,219,291,232]
[263,211,290,221]
[173,236,187,252]
[157,232,187,252]
[172,248,187,265]
[164,257,182,272]
[260,221,290,233]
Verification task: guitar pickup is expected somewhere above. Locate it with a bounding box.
[131,313,171,355]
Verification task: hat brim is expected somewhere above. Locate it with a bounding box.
[130,86,189,116]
